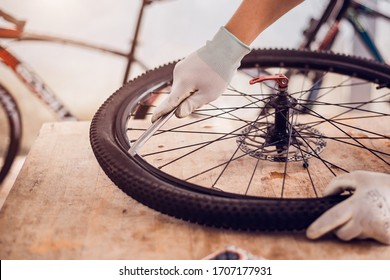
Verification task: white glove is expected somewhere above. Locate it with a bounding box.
[151,26,250,122]
[306,171,390,245]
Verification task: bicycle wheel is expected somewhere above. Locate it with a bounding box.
[90,49,390,231]
[0,84,21,185]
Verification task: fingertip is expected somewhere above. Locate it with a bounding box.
[306,221,325,240]
[306,203,352,240]
[175,110,190,119]
[175,101,193,119]
[151,114,158,123]
[174,111,188,119]
[306,219,326,240]
[151,109,164,123]
[306,227,319,240]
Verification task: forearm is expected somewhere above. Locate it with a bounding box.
[225,0,304,45]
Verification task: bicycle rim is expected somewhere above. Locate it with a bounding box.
[90,49,390,230]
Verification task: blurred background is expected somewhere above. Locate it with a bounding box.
[0,0,389,157]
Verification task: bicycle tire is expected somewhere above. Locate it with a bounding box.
[0,84,21,185]
[90,48,390,231]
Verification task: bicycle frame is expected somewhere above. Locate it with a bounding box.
[0,28,132,120]
[301,0,389,63]
[346,0,389,62]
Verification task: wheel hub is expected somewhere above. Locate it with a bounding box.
[243,74,327,163]
[237,122,326,162]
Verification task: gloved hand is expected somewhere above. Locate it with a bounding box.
[151,26,250,122]
[306,171,390,245]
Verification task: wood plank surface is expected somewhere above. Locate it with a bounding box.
[0,122,389,259]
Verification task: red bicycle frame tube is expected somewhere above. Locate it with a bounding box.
[0,45,76,120]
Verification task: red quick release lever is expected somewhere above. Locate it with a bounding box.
[249,74,289,88]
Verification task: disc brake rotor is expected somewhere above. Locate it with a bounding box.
[237,122,326,162]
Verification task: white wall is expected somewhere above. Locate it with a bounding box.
[0,0,389,151]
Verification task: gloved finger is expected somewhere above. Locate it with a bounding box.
[323,173,358,196]
[306,200,352,239]
[352,226,390,245]
[151,84,195,123]
[175,90,210,118]
[361,230,390,245]
[335,219,361,241]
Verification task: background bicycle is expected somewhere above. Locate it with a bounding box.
[298,0,390,63]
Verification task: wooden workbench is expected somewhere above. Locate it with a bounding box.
[0,122,389,259]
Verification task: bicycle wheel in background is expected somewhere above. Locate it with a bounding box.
[90,49,390,231]
[0,84,21,185]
